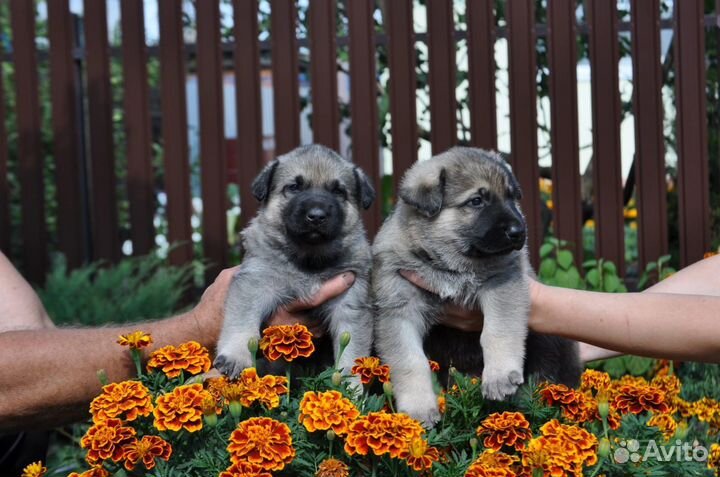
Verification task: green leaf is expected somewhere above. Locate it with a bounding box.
[586,269,600,288]
[625,356,653,375]
[603,274,621,293]
[540,243,554,258]
[566,267,582,289]
[645,261,658,272]
[583,259,598,269]
[554,270,573,288]
[658,254,671,265]
[557,250,574,270]
[538,258,557,278]
[602,261,617,275]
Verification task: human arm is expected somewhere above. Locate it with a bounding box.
[0,252,54,333]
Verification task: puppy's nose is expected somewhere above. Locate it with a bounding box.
[505,224,525,242]
[306,207,327,225]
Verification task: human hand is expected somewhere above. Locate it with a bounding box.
[399,270,485,332]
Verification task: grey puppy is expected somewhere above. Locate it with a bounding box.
[373,147,581,425]
[214,145,376,379]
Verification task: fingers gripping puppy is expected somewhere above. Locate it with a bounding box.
[214,145,376,380]
[373,147,580,426]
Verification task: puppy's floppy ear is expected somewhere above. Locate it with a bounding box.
[353,167,376,210]
[399,161,447,218]
[497,154,523,200]
[251,159,279,202]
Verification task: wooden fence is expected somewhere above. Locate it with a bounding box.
[0,0,714,284]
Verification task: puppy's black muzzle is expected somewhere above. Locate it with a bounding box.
[283,190,345,245]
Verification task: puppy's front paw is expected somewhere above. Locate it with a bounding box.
[397,392,441,428]
[481,367,524,401]
[213,350,253,379]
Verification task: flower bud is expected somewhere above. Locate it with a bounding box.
[340,332,351,347]
[281,411,289,418]
[247,337,259,355]
[332,371,343,387]
[675,420,689,440]
[203,413,218,428]
[448,366,458,377]
[532,468,544,477]
[469,438,478,452]
[598,438,610,458]
[229,400,243,419]
[596,390,609,418]
[96,369,109,386]
[326,430,336,442]
[383,381,394,397]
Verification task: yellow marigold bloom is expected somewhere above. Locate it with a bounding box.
[316,458,349,477]
[580,369,611,393]
[670,396,694,417]
[235,368,289,409]
[477,411,532,451]
[227,417,295,471]
[708,443,720,471]
[691,397,719,422]
[399,437,441,472]
[299,390,360,436]
[21,461,47,477]
[651,374,681,399]
[464,450,517,477]
[344,412,424,458]
[437,393,447,414]
[201,389,221,416]
[153,383,205,432]
[259,324,315,362]
[428,360,440,372]
[612,383,670,415]
[67,466,109,477]
[648,413,677,441]
[546,199,554,210]
[81,418,136,464]
[146,341,211,378]
[219,462,273,477]
[122,435,172,471]
[117,331,153,349]
[540,419,598,468]
[585,219,595,229]
[539,177,553,195]
[350,357,390,385]
[624,208,638,219]
[90,380,153,423]
[206,375,229,402]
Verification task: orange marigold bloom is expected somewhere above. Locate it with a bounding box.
[81,418,136,464]
[648,413,678,441]
[299,390,360,436]
[540,383,596,423]
[201,389,221,416]
[691,397,720,422]
[153,384,205,432]
[428,360,440,372]
[227,417,295,471]
[438,393,447,414]
[708,443,720,471]
[146,341,211,378]
[399,437,441,472]
[612,384,670,415]
[67,466,109,477]
[259,324,315,362]
[344,412,424,458]
[477,411,532,451]
[651,374,681,399]
[539,419,598,467]
[117,331,153,349]
[580,369,611,393]
[316,458,350,477]
[464,450,517,477]
[219,462,273,477]
[90,380,153,423]
[122,435,172,471]
[21,461,47,477]
[235,368,289,409]
[350,357,391,385]
[206,376,229,402]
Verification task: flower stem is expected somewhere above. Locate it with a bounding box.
[130,349,143,378]
[285,366,292,406]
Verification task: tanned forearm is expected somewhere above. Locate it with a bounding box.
[0,309,221,433]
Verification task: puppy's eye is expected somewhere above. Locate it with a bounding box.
[333,187,347,199]
[468,196,485,207]
[284,183,300,193]
[465,188,489,208]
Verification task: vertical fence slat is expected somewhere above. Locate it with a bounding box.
[674,0,710,266]
[507,0,541,267]
[309,0,339,150]
[386,0,417,192]
[48,0,84,268]
[466,0,497,149]
[121,0,154,256]
[10,0,47,282]
[587,0,624,272]
[84,0,119,262]
[271,0,300,155]
[197,1,228,279]
[427,0,457,153]
[548,0,582,260]
[0,50,9,254]
[631,0,667,269]
[348,0,382,235]
[234,0,264,226]
[158,0,193,265]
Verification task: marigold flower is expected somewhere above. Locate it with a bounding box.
[580,369,611,393]
[399,437,441,471]
[540,383,596,423]
[259,324,315,362]
[350,357,390,385]
[227,417,295,471]
[612,383,669,415]
[708,443,720,471]
[146,341,211,378]
[122,435,172,471]
[236,368,289,409]
[153,384,205,432]
[705,251,718,259]
[81,418,136,464]
[651,374,681,399]
[316,458,350,477]
[648,413,678,441]
[428,360,440,372]
[438,393,447,414]
[67,466,109,477]
[201,389,221,416]
[21,461,47,477]
[539,419,598,468]
[464,450,517,477]
[219,462,273,477]
[90,380,153,423]
[344,412,424,458]
[117,330,153,349]
[476,411,532,451]
[299,390,360,436]
[691,397,720,422]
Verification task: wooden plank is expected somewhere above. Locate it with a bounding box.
[233,0,264,227]
[547,0,582,260]
[674,0,710,266]
[506,0,541,267]
[196,0,228,278]
[121,0,155,256]
[386,0,417,193]
[466,0,497,149]
[586,0,624,272]
[48,0,84,268]
[426,0,457,153]
[348,0,382,235]
[158,0,193,265]
[309,0,339,150]
[271,0,300,155]
[0,46,9,255]
[10,0,47,283]
[631,0,667,268]
[84,0,119,262]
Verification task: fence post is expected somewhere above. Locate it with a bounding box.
[467,0,497,150]
[271,0,300,155]
[427,0,457,154]
[309,0,340,151]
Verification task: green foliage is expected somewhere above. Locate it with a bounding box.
[637,255,677,291]
[584,258,628,293]
[538,237,584,289]
[38,253,195,326]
